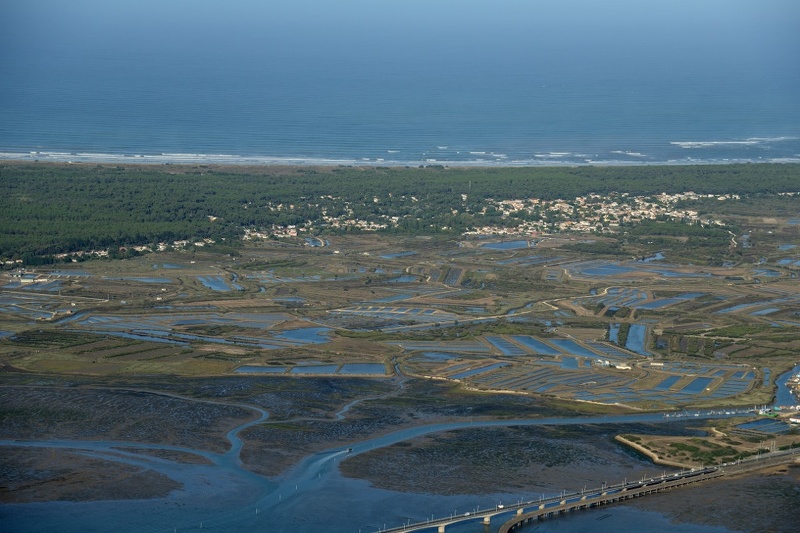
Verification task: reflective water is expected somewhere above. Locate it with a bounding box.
[480,240,532,250]
[274,327,331,344]
[197,275,234,292]
[624,324,649,355]
[338,363,386,375]
[1,408,754,533]
[234,366,287,374]
[774,364,800,406]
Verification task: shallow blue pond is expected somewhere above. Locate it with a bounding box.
[480,240,531,250]
[290,365,339,375]
[608,324,620,343]
[235,366,288,374]
[752,269,780,277]
[380,251,417,259]
[681,377,714,394]
[580,264,634,276]
[510,336,560,356]
[636,298,681,310]
[338,363,385,375]
[624,324,649,355]
[653,375,681,390]
[197,275,232,291]
[560,357,579,369]
[450,363,507,380]
[112,277,172,284]
[416,352,459,361]
[387,275,418,283]
[675,292,705,300]
[549,339,598,357]
[736,418,791,434]
[486,336,526,356]
[370,293,414,303]
[274,327,331,344]
[750,308,779,316]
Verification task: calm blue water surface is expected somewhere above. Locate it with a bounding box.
[0,404,761,533]
[682,377,715,394]
[510,335,561,356]
[481,240,532,250]
[273,327,331,344]
[624,324,649,355]
[338,363,386,375]
[1,1,798,166]
[775,364,800,406]
[197,275,233,292]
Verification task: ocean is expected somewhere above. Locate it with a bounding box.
[1,0,799,168]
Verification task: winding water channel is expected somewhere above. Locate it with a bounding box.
[2,367,797,533]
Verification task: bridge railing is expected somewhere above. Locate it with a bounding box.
[375,468,721,533]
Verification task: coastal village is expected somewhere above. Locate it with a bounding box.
[249,190,734,241]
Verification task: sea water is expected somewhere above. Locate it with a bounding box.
[1,0,798,167]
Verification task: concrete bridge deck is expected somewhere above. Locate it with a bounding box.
[376,446,799,533]
[377,468,719,533]
[498,468,722,533]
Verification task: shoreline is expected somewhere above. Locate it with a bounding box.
[614,435,693,469]
[2,152,799,169]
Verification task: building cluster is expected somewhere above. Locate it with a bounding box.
[253,191,733,240]
[467,191,723,236]
[23,191,746,262]
[51,239,217,262]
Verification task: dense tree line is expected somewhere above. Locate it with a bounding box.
[1,162,798,261]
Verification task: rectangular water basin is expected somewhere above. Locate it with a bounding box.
[480,240,532,250]
[681,376,714,394]
[235,366,288,374]
[750,308,779,316]
[274,327,331,345]
[450,363,508,380]
[636,298,682,310]
[549,339,600,358]
[197,276,232,291]
[510,336,561,356]
[579,264,635,276]
[338,363,386,375]
[736,418,791,434]
[380,251,417,259]
[486,336,527,356]
[653,375,682,390]
[290,365,340,375]
[625,324,649,355]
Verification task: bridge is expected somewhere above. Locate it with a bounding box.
[376,468,720,533]
[498,468,721,532]
[375,446,799,533]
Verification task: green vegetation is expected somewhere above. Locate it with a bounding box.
[712,324,773,338]
[8,330,101,349]
[2,161,799,414]
[2,162,799,262]
[564,240,628,256]
[669,438,754,465]
[616,323,631,347]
